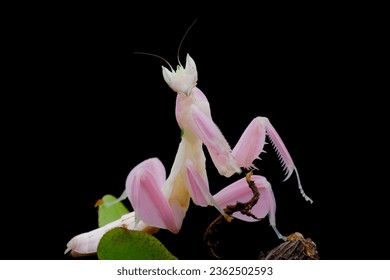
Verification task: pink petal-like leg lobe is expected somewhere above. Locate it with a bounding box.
[126,158,180,233]
[213,175,286,240]
[188,104,241,177]
[185,159,229,219]
[184,159,211,206]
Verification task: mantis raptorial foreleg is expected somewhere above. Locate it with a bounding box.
[231,116,313,203]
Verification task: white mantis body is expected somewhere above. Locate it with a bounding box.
[66,50,312,256]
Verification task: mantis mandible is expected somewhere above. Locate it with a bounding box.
[66,27,312,256]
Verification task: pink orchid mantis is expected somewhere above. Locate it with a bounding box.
[65,54,312,256]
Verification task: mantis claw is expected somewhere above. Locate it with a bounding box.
[271,224,287,241]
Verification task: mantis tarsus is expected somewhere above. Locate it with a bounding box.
[65,29,312,256]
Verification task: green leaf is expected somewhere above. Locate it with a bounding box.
[97,194,130,227]
[97,228,177,260]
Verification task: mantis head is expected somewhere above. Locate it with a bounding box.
[162,54,198,96]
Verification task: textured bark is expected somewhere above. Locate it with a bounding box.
[259,232,319,260]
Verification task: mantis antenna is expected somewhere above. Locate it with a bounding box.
[134,18,198,70]
[176,18,198,67]
[133,51,174,72]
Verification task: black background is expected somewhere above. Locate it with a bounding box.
[2,3,387,260]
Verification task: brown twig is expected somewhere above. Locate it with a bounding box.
[204,171,262,259]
